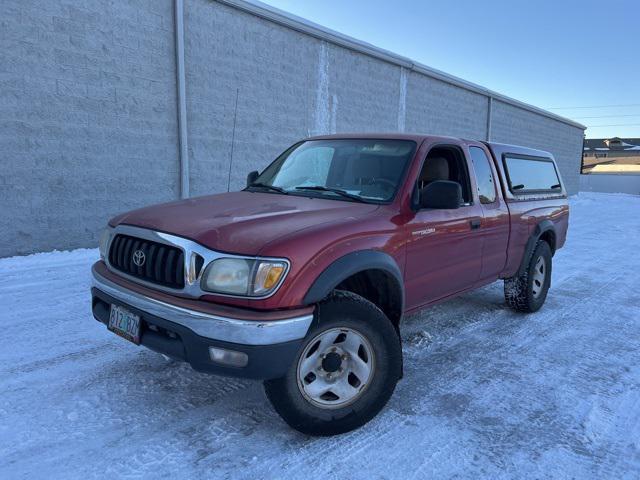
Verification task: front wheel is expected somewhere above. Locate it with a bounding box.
[264,291,402,436]
[504,240,552,313]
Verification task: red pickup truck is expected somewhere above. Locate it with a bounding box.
[92,134,569,435]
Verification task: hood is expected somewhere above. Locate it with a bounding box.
[110,191,379,255]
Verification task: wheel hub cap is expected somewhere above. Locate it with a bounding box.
[321,351,343,372]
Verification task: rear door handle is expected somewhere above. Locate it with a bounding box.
[470,219,481,230]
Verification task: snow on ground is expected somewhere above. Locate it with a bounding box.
[1,192,639,479]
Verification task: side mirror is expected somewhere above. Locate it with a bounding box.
[246,170,259,187]
[420,180,462,209]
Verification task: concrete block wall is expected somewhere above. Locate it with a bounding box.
[327,46,401,134]
[405,72,489,140]
[0,0,585,257]
[0,0,179,257]
[184,0,318,195]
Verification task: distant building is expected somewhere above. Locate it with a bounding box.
[583,137,640,174]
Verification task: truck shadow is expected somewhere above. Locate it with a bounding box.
[400,281,508,350]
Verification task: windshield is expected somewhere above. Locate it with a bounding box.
[248,139,417,203]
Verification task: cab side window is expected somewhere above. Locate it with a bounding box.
[418,145,473,205]
[469,147,497,204]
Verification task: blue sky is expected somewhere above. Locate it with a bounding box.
[260,0,639,139]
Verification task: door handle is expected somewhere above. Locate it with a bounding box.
[470,219,481,230]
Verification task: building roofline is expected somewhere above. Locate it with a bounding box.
[217,0,587,131]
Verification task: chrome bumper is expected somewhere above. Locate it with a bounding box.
[91,266,313,346]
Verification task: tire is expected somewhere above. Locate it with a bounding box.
[264,290,402,436]
[504,240,552,313]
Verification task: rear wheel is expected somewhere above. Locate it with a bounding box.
[504,240,552,313]
[264,290,402,436]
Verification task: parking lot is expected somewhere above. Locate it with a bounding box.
[1,192,639,479]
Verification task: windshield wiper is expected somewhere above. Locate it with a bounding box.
[247,182,288,194]
[295,185,367,202]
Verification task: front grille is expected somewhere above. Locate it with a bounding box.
[108,234,185,289]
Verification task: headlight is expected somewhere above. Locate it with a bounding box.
[99,228,112,259]
[202,258,252,295]
[201,257,288,297]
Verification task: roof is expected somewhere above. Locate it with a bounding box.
[218,0,586,131]
[484,141,553,160]
[584,137,640,152]
[305,134,554,159]
[306,132,454,143]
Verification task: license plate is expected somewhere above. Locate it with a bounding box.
[108,304,141,345]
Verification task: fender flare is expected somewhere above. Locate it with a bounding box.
[517,220,556,276]
[302,250,404,309]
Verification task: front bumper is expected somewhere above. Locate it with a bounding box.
[91,264,313,379]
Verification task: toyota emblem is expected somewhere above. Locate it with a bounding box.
[132,249,146,267]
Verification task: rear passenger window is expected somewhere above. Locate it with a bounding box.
[469,147,496,204]
[503,155,561,193]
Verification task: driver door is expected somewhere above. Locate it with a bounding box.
[403,144,484,310]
